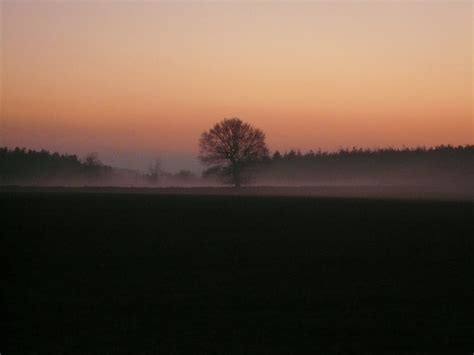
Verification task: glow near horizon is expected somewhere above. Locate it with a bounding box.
[0,1,472,170]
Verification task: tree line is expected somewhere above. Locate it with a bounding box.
[198,118,474,187]
[2,117,473,187]
[0,148,197,185]
[254,145,474,186]
[0,148,113,184]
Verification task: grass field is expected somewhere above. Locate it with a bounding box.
[2,188,473,354]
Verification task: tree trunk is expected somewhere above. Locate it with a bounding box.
[232,166,241,188]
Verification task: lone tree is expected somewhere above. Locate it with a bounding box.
[199,118,269,187]
[84,152,102,167]
[147,158,162,185]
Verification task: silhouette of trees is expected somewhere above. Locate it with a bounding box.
[146,158,162,184]
[253,145,474,185]
[199,118,269,187]
[83,152,106,180]
[0,147,112,184]
[175,169,195,181]
[84,152,102,167]
[1,144,472,187]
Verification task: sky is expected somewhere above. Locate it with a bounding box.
[0,0,472,172]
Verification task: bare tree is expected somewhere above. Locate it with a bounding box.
[84,152,101,167]
[147,158,162,184]
[199,118,269,187]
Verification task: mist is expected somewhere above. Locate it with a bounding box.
[1,146,472,201]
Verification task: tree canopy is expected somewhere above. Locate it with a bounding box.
[199,118,269,187]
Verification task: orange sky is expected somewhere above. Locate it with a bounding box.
[0,1,472,170]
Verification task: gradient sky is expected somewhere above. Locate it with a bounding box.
[1,0,472,171]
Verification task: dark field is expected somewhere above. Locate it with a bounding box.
[2,189,473,354]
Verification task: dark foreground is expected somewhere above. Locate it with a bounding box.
[2,189,473,354]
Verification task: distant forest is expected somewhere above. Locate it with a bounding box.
[0,148,114,185]
[254,145,474,187]
[1,145,473,187]
[0,147,199,186]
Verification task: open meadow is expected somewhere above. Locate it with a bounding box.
[2,188,473,354]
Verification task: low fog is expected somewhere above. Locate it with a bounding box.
[1,146,472,200]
